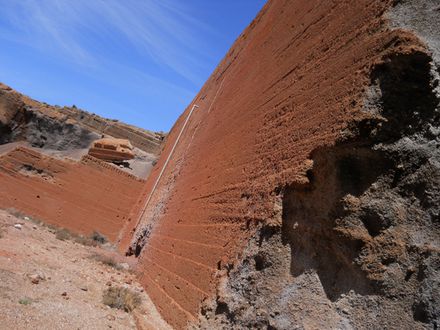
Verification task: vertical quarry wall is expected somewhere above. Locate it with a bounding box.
[124,0,440,328]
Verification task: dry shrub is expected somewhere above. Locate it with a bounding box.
[90,231,108,244]
[55,229,107,247]
[55,228,72,241]
[6,208,26,219]
[103,286,141,312]
[4,208,108,247]
[5,208,40,224]
[74,235,97,247]
[89,253,127,271]
[90,253,117,268]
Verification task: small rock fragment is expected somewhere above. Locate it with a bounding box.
[30,276,40,284]
[118,263,130,271]
[14,224,22,230]
[28,273,46,284]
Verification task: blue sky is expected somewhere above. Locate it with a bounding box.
[0,0,266,132]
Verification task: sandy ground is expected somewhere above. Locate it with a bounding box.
[0,209,171,330]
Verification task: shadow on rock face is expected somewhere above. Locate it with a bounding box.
[282,143,393,301]
[197,50,440,329]
[282,50,440,323]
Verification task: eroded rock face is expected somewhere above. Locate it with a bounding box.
[199,50,440,329]
[124,0,439,328]
[0,84,162,240]
[0,147,145,241]
[0,83,165,154]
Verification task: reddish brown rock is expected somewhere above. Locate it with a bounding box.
[0,147,144,242]
[120,0,440,328]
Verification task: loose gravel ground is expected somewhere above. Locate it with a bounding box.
[0,209,171,330]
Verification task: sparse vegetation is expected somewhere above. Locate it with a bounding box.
[53,227,108,247]
[5,208,42,225]
[102,286,141,312]
[89,252,126,270]
[91,231,108,244]
[5,209,108,247]
[73,235,98,247]
[18,298,32,305]
[55,228,72,241]
[6,208,26,219]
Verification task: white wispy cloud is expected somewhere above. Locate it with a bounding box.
[0,0,217,86]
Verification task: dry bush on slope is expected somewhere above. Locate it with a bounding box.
[103,286,141,312]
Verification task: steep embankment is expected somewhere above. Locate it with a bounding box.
[122,0,440,328]
[0,147,145,242]
[0,84,165,242]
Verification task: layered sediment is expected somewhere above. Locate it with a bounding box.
[122,0,440,328]
[0,83,165,241]
[0,82,165,154]
[0,146,145,241]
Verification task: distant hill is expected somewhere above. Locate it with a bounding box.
[0,82,166,155]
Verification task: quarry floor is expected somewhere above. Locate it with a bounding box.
[0,209,171,330]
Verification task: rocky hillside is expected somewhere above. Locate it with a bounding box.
[121,0,440,329]
[0,83,165,242]
[0,82,165,155]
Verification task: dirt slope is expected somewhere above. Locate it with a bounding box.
[0,209,171,330]
[121,0,440,328]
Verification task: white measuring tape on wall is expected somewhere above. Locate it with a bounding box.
[136,103,199,225]
[134,77,226,230]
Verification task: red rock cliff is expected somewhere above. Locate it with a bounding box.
[121,0,440,328]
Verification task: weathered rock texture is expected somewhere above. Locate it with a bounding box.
[0,82,165,154]
[0,146,144,242]
[0,83,166,242]
[122,0,440,328]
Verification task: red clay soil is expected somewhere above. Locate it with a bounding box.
[119,0,431,328]
[0,146,145,242]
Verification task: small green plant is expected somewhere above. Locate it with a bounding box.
[19,298,32,305]
[103,286,141,312]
